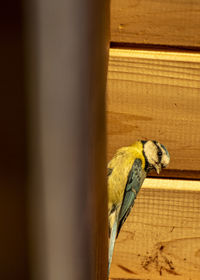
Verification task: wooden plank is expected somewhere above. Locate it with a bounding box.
[109,178,200,280]
[111,0,200,48]
[107,48,200,178]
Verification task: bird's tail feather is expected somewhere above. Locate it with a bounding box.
[108,218,118,276]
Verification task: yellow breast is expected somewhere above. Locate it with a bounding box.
[107,141,145,213]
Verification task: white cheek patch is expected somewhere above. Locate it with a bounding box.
[144,141,158,165]
[144,141,170,170]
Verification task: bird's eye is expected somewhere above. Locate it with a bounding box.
[157,151,162,157]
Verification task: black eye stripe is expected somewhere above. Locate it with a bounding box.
[154,142,162,163]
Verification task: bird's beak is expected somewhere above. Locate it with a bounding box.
[155,165,161,174]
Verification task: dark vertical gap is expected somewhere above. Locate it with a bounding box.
[0,1,29,279]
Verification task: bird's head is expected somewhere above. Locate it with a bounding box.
[142,140,170,174]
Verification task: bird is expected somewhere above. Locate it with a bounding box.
[107,140,170,275]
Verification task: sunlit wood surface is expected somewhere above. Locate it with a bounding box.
[111,0,200,48]
[107,48,200,179]
[109,178,200,280]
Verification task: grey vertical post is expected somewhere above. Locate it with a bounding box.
[25,0,110,280]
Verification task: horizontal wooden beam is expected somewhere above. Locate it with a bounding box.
[107,48,200,179]
[111,0,200,48]
[143,178,200,191]
[109,178,200,280]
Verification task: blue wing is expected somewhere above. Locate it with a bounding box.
[117,158,144,237]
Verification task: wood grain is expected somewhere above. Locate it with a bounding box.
[107,48,200,177]
[109,178,200,280]
[111,0,200,48]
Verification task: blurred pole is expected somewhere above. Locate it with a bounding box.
[24,0,109,280]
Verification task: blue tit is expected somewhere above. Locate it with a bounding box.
[107,140,170,275]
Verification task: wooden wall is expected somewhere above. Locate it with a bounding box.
[111,0,200,48]
[107,48,200,178]
[109,178,200,280]
[107,1,200,279]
